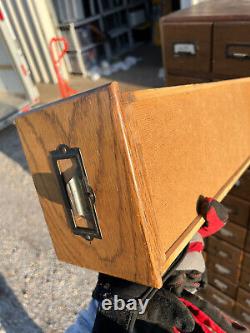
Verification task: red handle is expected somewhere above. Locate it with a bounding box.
[49,37,69,66]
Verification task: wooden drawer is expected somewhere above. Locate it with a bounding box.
[208,271,238,299]
[222,195,250,228]
[213,22,250,77]
[216,222,247,249]
[242,252,250,272]
[230,169,250,202]
[15,79,250,288]
[240,270,250,292]
[207,256,241,282]
[206,236,243,266]
[234,303,250,327]
[237,288,250,311]
[161,22,212,74]
[202,284,234,314]
[167,74,209,86]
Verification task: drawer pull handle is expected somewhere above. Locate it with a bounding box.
[242,313,250,323]
[50,144,102,242]
[226,205,238,216]
[173,43,196,56]
[219,229,233,238]
[218,250,228,258]
[215,264,230,275]
[231,52,249,59]
[226,44,250,60]
[214,279,228,290]
[212,294,227,305]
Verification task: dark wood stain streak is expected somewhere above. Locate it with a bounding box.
[42,109,69,144]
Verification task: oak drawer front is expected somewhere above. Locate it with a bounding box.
[230,169,250,202]
[208,271,238,299]
[234,303,250,326]
[202,285,234,313]
[207,256,241,282]
[237,288,250,311]
[167,74,209,86]
[222,195,250,228]
[161,22,212,74]
[213,22,250,77]
[240,270,250,292]
[216,222,247,249]
[207,236,243,266]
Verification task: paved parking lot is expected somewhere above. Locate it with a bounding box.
[0,125,97,332]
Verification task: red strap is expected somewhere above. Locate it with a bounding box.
[177,298,227,333]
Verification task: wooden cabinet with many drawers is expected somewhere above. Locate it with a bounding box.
[203,168,250,327]
[160,0,250,86]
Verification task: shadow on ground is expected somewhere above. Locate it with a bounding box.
[0,274,42,333]
[0,125,28,172]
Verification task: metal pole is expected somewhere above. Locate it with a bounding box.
[4,0,41,83]
[15,0,50,83]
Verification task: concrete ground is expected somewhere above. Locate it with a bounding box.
[0,45,163,333]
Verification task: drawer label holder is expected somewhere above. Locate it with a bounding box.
[50,144,102,242]
[173,42,196,56]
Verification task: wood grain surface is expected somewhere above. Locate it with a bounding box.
[16,78,250,287]
[16,83,163,287]
[121,78,250,275]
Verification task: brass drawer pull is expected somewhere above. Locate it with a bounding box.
[226,44,250,60]
[173,42,196,56]
[218,250,228,258]
[242,313,250,323]
[212,294,227,305]
[215,264,230,275]
[219,228,233,238]
[214,279,228,290]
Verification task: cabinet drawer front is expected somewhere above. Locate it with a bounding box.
[208,271,238,299]
[213,22,250,77]
[237,288,250,310]
[216,222,247,249]
[162,22,212,74]
[234,304,250,326]
[207,236,243,266]
[240,270,250,292]
[202,285,234,313]
[207,256,241,282]
[222,195,250,228]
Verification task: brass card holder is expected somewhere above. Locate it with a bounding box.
[50,144,102,241]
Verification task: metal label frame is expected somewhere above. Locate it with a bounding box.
[50,144,102,241]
